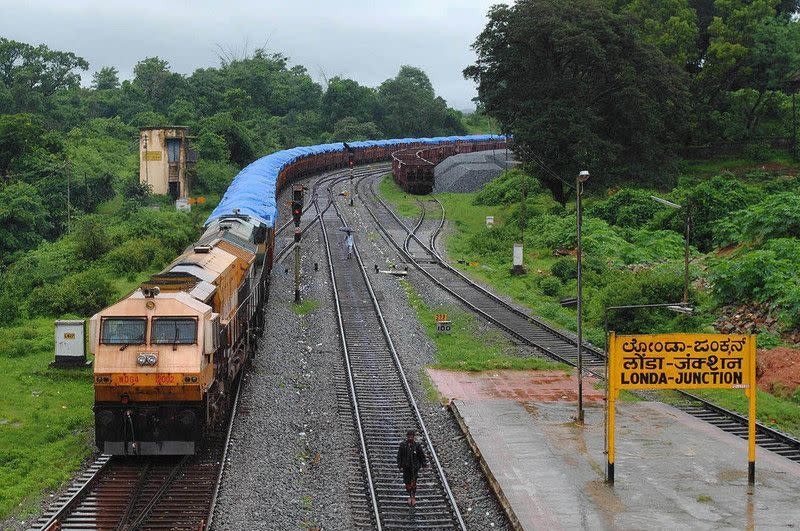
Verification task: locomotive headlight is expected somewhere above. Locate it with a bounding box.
[146,354,158,366]
[137,354,147,366]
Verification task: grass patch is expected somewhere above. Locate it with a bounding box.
[378,175,422,218]
[420,369,444,404]
[291,299,319,316]
[0,318,94,519]
[400,280,568,372]
[697,494,712,503]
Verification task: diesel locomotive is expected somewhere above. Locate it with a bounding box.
[89,134,505,455]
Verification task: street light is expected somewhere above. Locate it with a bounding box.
[576,169,590,423]
[650,195,690,305]
[602,302,694,483]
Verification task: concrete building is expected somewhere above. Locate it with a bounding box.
[139,127,196,199]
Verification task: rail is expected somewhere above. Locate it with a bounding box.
[319,173,465,529]
[358,172,800,463]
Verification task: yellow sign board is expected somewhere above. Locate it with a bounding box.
[611,333,753,390]
[606,332,756,485]
[144,150,162,161]
[435,313,448,322]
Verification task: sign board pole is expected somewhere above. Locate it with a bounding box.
[607,331,755,487]
[607,334,616,484]
[748,335,756,485]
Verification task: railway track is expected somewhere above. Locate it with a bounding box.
[274,165,390,263]
[358,173,800,464]
[316,175,465,529]
[31,371,245,531]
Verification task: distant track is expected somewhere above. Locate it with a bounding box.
[358,172,800,464]
[317,173,465,530]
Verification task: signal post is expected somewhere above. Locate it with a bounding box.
[291,185,304,303]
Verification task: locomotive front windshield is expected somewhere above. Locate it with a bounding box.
[152,318,197,344]
[101,318,147,344]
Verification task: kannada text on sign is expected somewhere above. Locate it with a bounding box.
[611,333,754,390]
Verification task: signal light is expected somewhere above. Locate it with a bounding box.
[292,200,302,225]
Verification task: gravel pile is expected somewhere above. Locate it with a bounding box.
[343,182,516,530]
[213,179,361,530]
[433,149,517,193]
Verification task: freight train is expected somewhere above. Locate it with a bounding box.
[391,137,507,194]
[89,134,505,455]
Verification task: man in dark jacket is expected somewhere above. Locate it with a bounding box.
[397,429,426,505]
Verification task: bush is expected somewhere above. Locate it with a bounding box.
[473,168,542,206]
[756,331,781,350]
[195,131,228,161]
[538,276,562,296]
[26,269,116,317]
[588,188,658,228]
[592,265,699,333]
[551,257,577,282]
[104,237,173,274]
[663,175,763,252]
[714,192,800,247]
[709,238,800,305]
[194,159,237,196]
[73,217,111,260]
[743,142,776,162]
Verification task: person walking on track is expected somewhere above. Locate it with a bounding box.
[345,231,354,259]
[397,429,426,506]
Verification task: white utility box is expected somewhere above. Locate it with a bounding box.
[53,320,87,367]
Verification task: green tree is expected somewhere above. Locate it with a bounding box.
[327,117,381,142]
[0,181,52,262]
[465,0,690,203]
[322,77,380,127]
[0,37,88,113]
[378,66,464,138]
[609,0,700,67]
[0,113,64,178]
[91,66,120,90]
[133,56,186,113]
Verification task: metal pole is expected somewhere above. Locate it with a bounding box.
[603,308,609,473]
[294,240,301,303]
[349,166,354,207]
[576,172,585,423]
[684,209,690,305]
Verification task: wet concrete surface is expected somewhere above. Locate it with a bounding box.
[453,399,800,530]
[428,368,605,403]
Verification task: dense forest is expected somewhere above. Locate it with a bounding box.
[0,38,473,324]
[466,0,800,200]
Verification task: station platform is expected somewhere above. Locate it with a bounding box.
[435,370,800,529]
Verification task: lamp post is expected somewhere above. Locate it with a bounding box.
[602,302,693,483]
[651,195,690,305]
[576,169,590,423]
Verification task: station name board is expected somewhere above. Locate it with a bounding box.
[606,331,757,486]
[610,333,754,390]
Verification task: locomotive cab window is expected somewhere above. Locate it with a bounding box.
[101,318,147,345]
[152,318,197,344]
